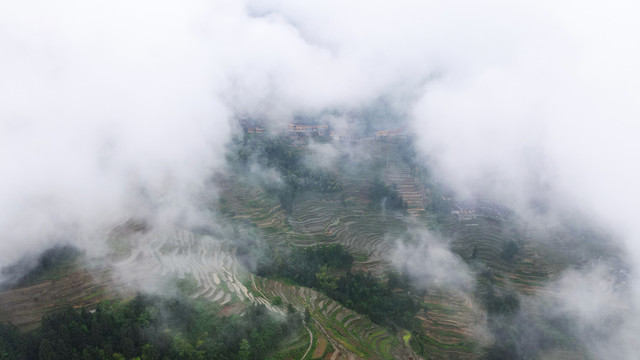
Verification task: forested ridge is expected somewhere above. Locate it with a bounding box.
[255,245,424,339]
[0,295,301,360]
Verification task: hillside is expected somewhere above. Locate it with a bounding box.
[0,137,607,359]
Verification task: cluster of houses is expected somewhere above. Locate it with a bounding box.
[239,119,406,143]
[239,119,265,134]
[452,200,510,220]
[475,202,510,219]
[451,208,477,220]
[288,123,329,136]
[375,128,407,139]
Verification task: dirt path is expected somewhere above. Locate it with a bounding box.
[301,320,313,360]
[251,275,269,300]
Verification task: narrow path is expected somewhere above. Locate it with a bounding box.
[251,275,269,300]
[301,320,313,360]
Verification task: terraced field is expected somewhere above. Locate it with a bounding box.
[2,138,594,359]
[1,138,610,359]
[418,290,483,360]
[445,216,563,294]
[218,141,420,275]
[218,179,291,245]
[253,277,420,360]
[113,226,284,313]
[0,268,115,331]
[438,214,596,358]
[288,199,408,274]
[385,162,426,216]
[216,141,494,359]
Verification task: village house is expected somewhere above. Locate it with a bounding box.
[239,118,265,134]
[288,123,329,136]
[245,126,264,134]
[375,129,407,139]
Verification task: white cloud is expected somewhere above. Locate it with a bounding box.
[392,228,473,292]
[3,1,640,356]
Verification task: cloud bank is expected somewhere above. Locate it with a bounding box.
[2,1,640,357]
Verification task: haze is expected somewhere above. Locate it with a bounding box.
[1,1,639,358]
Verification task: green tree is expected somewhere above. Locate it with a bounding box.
[316,265,337,293]
[271,296,283,306]
[501,240,518,262]
[239,339,251,360]
[141,344,157,360]
[38,339,57,360]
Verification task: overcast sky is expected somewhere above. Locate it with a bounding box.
[1,1,640,357]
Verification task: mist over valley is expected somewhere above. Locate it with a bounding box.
[1,1,639,359]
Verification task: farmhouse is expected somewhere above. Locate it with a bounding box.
[288,123,328,136]
[239,118,265,134]
[375,129,407,139]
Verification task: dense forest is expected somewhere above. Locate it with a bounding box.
[255,245,422,332]
[368,179,407,211]
[0,295,301,360]
[255,244,354,286]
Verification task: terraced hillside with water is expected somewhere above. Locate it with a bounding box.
[253,277,419,360]
[444,215,598,295]
[217,140,489,359]
[219,140,424,274]
[440,210,607,358]
[384,160,425,216]
[240,139,601,359]
[0,138,599,360]
[416,290,484,360]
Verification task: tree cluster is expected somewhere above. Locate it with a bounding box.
[331,271,421,329]
[479,270,526,360]
[256,244,353,287]
[368,179,407,211]
[255,244,421,330]
[501,240,519,262]
[0,295,300,360]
